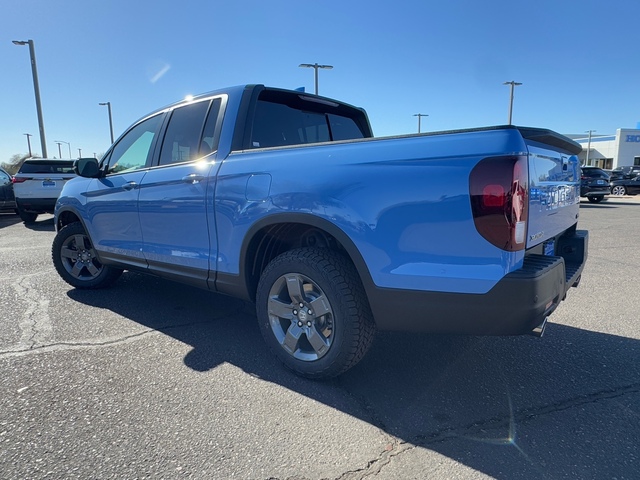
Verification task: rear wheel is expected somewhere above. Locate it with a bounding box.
[256,248,376,379]
[611,185,626,196]
[17,207,38,224]
[52,222,123,289]
[587,195,604,203]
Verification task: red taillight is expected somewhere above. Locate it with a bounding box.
[11,177,29,183]
[482,185,506,207]
[469,156,529,251]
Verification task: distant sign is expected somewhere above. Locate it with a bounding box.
[626,135,640,142]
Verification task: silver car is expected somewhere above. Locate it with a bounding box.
[12,159,76,223]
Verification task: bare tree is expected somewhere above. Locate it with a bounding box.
[1,153,39,175]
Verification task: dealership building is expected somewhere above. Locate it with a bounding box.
[571,127,640,169]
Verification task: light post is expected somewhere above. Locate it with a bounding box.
[13,39,48,158]
[23,133,33,157]
[413,113,429,133]
[299,63,333,95]
[78,148,82,157]
[503,81,522,125]
[585,130,596,166]
[55,140,71,158]
[99,101,114,144]
[55,142,62,159]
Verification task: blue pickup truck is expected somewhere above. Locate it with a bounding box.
[53,85,588,378]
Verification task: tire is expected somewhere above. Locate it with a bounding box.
[611,185,626,196]
[256,248,376,379]
[52,222,123,289]
[587,195,604,203]
[17,207,38,224]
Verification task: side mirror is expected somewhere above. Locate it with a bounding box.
[74,158,100,178]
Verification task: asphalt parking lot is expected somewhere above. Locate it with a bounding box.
[1,197,639,480]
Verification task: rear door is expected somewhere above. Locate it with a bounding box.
[138,96,225,287]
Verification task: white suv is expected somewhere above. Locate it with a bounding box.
[12,159,76,223]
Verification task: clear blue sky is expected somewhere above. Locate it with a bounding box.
[2,0,639,163]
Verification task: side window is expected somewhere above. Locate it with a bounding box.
[199,98,222,156]
[158,100,210,166]
[106,114,163,174]
[327,113,365,141]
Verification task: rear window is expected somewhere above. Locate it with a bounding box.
[19,161,75,174]
[249,89,369,149]
[581,168,608,178]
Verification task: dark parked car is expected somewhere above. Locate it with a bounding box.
[0,166,17,213]
[609,165,640,181]
[610,176,640,196]
[580,166,610,203]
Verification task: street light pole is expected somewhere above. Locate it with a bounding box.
[299,63,333,95]
[99,102,114,144]
[413,113,429,133]
[585,130,596,166]
[503,81,522,125]
[55,142,62,159]
[13,39,48,158]
[23,133,33,157]
[55,140,71,159]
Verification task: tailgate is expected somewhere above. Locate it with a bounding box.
[520,128,582,249]
[17,175,76,199]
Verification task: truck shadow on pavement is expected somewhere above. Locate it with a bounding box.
[67,271,640,480]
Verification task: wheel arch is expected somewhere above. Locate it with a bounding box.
[55,207,85,232]
[217,213,375,304]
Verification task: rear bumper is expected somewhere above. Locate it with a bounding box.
[16,198,57,214]
[367,230,588,335]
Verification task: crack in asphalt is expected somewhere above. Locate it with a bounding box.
[2,268,253,358]
[12,276,53,350]
[0,314,244,359]
[414,382,640,446]
[312,383,640,480]
[0,328,159,358]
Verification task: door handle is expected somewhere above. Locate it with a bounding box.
[122,181,137,191]
[182,174,205,184]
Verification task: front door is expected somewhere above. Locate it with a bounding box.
[83,113,164,267]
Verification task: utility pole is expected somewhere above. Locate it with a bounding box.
[585,130,596,166]
[503,81,522,125]
[299,63,333,95]
[24,133,33,157]
[413,113,429,133]
[13,39,48,157]
[99,102,115,144]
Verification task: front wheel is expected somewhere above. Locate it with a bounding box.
[52,222,123,289]
[611,185,627,196]
[256,248,376,379]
